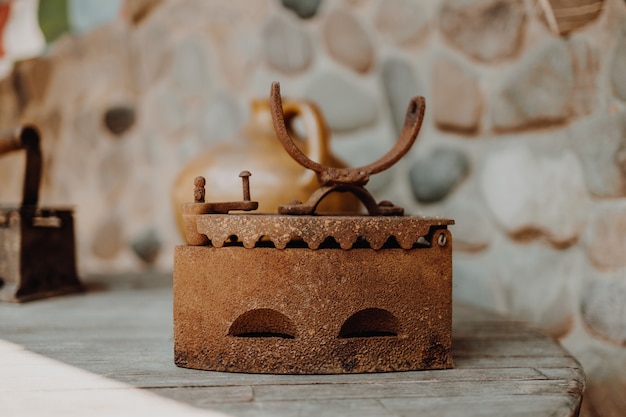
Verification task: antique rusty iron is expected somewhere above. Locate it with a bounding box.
[0,126,82,302]
[174,82,454,374]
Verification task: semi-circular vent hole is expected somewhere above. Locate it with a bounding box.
[339,308,400,338]
[228,308,296,339]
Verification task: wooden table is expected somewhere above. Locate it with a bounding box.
[0,273,584,417]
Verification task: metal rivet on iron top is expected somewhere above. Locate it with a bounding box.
[194,176,206,203]
[239,171,252,201]
[438,232,447,247]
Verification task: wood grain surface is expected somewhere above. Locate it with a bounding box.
[0,273,584,417]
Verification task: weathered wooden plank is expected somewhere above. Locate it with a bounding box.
[213,399,389,417]
[454,355,581,369]
[535,366,586,384]
[116,367,545,388]
[453,304,510,323]
[4,331,576,375]
[13,338,580,388]
[453,322,547,339]
[250,379,583,401]
[148,386,255,405]
[0,273,584,417]
[378,394,581,417]
[452,337,569,358]
[191,394,581,417]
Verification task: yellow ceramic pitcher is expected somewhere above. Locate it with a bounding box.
[171,97,360,234]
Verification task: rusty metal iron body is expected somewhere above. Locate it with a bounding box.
[174,83,454,374]
[0,127,82,302]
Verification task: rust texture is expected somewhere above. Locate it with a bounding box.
[0,126,82,303]
[174,231,453,374]
[186,213,453,250]
[174,82,454,374]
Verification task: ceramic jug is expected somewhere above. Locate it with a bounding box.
[172,98,360,234]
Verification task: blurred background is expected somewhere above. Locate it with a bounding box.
[1,0,625,415]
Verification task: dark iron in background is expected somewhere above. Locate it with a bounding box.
[0,126,82,302]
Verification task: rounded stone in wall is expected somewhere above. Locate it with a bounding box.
[568,38,601,119]
[585,201,626,269]
[280,0,322,19]
[124,0,163,25]
[445,200,493,253]
[200,92,244,143]
[303,72,378,132]
[131,228,162,265]
[453,253,499,311]
[104,105,136,136]
[150,85,186,137]
[408,147,469,204]
[381,57,423,135]
[131,20,173,93]
[324,9,374,73]
[330,133,395,193]
[68,0,122,35]
[492,241,580,339]
[12,57,53,108]
[439,0,526,63]
[73,109,99,150]
[262,14,313,74]
[568,112,626,198]
[374,0,430,45]
[611,22,626,102]
[98,146,133,203]
[432,56,482,134]
[582,277,626,346]
[490,38,573,132]
[172,39,211,98]
[92,215,124,260]
[618,139,626,183]
[535,0,605,36]
[481,146,590,246]
[0,75,20,129]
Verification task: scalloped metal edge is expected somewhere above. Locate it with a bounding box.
[188,214,454,250]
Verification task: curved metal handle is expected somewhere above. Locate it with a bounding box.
[280,99,329,188]
[0,126,42,207]
[270,81,425,186]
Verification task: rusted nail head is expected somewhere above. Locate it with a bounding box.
[239,171,251,178]
[194,176,206,187]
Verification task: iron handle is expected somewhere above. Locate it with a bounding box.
[270,81,425,187]
[0,126,42,207]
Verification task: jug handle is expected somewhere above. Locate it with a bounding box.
[279,99,329,188]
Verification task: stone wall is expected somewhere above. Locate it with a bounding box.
[1,0,626,415]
